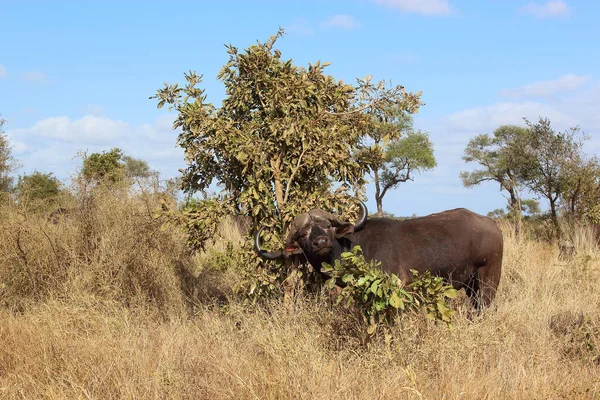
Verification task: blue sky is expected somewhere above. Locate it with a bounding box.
[1,0,599,216]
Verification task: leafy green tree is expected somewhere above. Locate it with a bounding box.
[376,131,435,217]
[152,30,423,297]
[487,198,540,220]
[152,29,423,249]
[0,115,18,195]
[357,111,435,217]
[123,155,156,179]
[82,148,125,184]
[560,152,600,223]
[522,117,586,229]
[461,125,530,235]
[15,171,62,210]
[81,148,155,185]
[521,198,541,218]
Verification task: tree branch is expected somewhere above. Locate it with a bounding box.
[283,143,306,204]
[324,98,385,116]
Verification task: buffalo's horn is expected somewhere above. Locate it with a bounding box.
[354,201,368,231]
[254,226,284,260]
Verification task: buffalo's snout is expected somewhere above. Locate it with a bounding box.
[312,236,332,250]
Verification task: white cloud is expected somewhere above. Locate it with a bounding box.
[6,114,185,181]
[518,0,570,19]
[320,15,360,30]
[10,115,129,143]
[372,0,453,16]
[21,71,49,83]
[284,18,313,36]
[445,101,579,133]
[499,74,590,98]
[0,65,7,79]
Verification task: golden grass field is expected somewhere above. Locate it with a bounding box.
[0,189,599,399]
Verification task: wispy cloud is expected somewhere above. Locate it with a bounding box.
[10,115,128,143]
[0,65,7,79]
[445,101,579,133]
[372,0,454,16]
[21,71,50,84]
[6,114,183,180]
[498,74,590,98]
[518,0,570,19]
[320,15,360,30]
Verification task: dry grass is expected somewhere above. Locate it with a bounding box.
[1,193,599,399]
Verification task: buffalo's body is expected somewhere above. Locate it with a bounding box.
[256,204,503,309]
[338,209,503,308]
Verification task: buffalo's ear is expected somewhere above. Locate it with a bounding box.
[283,243,303,257]
[335,223,354,238]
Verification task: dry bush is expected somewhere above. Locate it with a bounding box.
[0,184,191,316]
[1,202,600,398]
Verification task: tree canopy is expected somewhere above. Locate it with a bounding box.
[15,171,62,211]
[462,117,598,232]
[521,117,588,228]
[81,148,155,186]
[152,29,423,250]
[461,124,530,234]
[358,111,435,216]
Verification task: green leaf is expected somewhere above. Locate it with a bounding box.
[389,291,402,309]
[444,288,459,299]
[369,279,380,294]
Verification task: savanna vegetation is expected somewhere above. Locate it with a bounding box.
[1,31,599,399]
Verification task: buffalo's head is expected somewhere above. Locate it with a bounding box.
[254,201,368,270]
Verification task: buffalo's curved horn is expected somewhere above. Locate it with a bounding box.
[254,226,284,260]
[354,201,368,231]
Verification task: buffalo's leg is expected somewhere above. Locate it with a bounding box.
[471,262,502,310]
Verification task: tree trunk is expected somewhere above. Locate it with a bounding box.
[374,170,383,217]
[549,194,560,238]
[508,186,522,239]
[270,157,284,208]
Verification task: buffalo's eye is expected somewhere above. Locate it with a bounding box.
[294,228,310,241]
[316,222,332,230]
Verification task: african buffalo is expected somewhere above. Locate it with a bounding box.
[255,202,503,309]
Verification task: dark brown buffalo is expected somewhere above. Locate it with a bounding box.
[255,202,503,309]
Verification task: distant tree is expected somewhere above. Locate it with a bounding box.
[487,198,540,220]
[521,199,541,218]
[376,131,435,215]
[461,125,530,236]
[123,155,156,179]
[82,148,125,184]
[15,171,62,210]
[81,148,155,185]
[487,208,507,219]
[0,115,18,195]
[357,109,435,217]
[522,117,586,230]
[560,152,600,224]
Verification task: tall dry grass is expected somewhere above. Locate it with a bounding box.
[1,191,599,399]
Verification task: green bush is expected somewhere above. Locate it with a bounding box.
[322,246,457,334]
